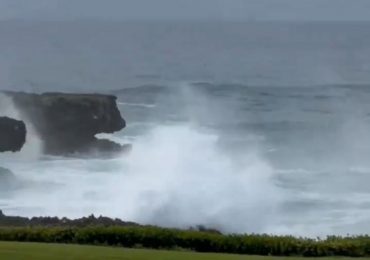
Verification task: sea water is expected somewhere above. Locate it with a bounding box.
[1,21,370,236]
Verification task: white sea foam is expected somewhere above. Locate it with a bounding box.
[2,124,283,234]
[118,102,156,108]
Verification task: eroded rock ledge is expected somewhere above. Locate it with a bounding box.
[0,116,26,152]
[3,91,129,156]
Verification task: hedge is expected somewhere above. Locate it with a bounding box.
[0,226,370,256]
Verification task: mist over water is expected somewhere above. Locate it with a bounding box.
[1,21,370,236]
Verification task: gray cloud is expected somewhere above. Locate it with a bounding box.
[0,0,370,21]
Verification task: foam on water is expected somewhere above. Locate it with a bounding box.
[117,101,156,108]
[3,82,370,237]
[2,124,283,234]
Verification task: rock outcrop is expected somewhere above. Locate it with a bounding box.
[0,117,26,152]
[3,92,129,156]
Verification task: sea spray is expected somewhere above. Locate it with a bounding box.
[2,124,283,234]
[0,93,43,160]
[114,124,283,233]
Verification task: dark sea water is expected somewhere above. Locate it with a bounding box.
[1,21,370,236]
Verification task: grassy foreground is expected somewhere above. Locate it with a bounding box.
[0,242,368,260]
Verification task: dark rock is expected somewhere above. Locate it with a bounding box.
[0,117,26,152]
[3,91,127,156]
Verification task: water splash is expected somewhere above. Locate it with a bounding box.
[2,124,283,234]
[0,93,43,160]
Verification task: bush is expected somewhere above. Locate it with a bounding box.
[0,226,370,256]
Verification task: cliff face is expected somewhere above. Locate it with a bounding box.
[4,92,128,156]
[0,117,26,153]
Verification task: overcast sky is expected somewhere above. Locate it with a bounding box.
[1,0,370,21]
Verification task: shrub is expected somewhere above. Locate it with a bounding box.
[0,226,370,257]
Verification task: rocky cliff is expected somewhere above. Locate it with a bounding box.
[0,116,26,153]
[3,92,129,156]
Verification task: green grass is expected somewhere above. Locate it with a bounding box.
[0,242,368,260]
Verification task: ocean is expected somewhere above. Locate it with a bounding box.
[1,21,370,236]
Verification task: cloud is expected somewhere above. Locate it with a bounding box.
[0,0,370,21]
[0,0,58,20]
